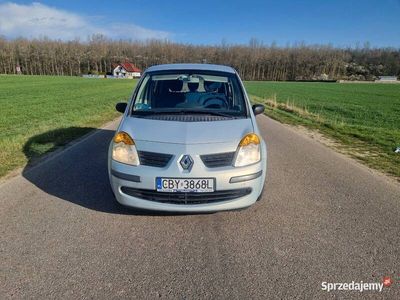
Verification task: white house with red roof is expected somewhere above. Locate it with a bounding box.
[112,62,142,78]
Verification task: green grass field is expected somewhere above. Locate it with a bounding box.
[0,76,399,179]
[0,75,136,178]
[246,82,400,178]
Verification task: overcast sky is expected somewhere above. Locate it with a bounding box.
[0,0,399,47]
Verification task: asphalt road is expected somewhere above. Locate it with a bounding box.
[1,116,399,299]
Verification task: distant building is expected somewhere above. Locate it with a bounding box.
[112,62,142,78]
[376,76,398,82]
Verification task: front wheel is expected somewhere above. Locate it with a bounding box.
[256,184,266,201]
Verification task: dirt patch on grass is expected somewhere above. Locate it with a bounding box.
[290,125,340,149]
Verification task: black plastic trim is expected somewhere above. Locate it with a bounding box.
[120,187,252,205]
[200,151,235,168]
[138,151,173,168]
[111,170,141,182]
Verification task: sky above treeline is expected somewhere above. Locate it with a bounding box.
[0,0,399,47]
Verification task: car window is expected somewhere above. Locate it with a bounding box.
[132,72,247,117]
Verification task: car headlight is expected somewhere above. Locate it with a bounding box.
[233,133,261,167]
[112,131,140,166]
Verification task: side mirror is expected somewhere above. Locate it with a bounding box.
[252,104,265,116]
[116,102,127,113]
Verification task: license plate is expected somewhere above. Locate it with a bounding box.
[156,178,214,192]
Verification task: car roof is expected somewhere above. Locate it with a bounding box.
[145,63,236,74]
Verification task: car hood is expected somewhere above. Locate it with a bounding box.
[119,117,254,144]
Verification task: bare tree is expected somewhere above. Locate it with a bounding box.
[0,37,398,80]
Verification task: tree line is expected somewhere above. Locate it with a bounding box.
[0,35,399,81]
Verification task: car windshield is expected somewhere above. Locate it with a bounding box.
[131,71,247,117]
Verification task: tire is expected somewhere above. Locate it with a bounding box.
[256,184,266,201]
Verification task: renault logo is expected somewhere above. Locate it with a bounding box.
[180,155,194,171]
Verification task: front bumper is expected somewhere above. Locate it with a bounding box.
[108,140,266,212]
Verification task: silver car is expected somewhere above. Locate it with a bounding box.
[108,64,267,212]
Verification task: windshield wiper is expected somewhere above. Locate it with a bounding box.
[133,109,237,118]
[179,110,236,118]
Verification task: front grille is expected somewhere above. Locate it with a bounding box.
[200,152,235,168]
[120,187,252,205]
[138,151,173,168]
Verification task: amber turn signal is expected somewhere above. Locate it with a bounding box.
[239,133,260,147]
[113,131,134,145]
